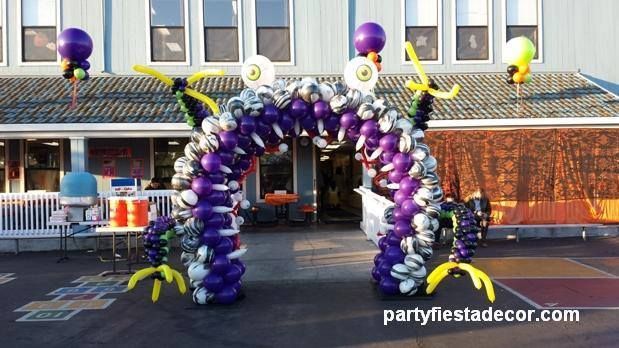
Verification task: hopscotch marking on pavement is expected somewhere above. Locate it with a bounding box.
[15,273,131,322]
[0,273,16,285]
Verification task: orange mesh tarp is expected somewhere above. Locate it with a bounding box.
[264,193,299,206]
[425,129,619,224]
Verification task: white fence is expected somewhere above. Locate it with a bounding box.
[0,190,175,239]
[355,186,394,246]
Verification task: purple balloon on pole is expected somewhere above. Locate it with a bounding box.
[399,176,420,195]
[379,134,398,152]
[204,273,224,292]
[262,104,280,124]
[211,255,231,275]
[393,190,409,205]
[371,267,381,281]
[340,112,358,129]
[206,213,226,228]
[379,276,400,295]
[215,237,234,255]
[201,228,221,247]
[324,115,340,132]
[215,285,238,304]
[392,153,413,172]
[393,221,412,238]
[388,170,405,183]
[223,264,243,284]
[400,199,421,217]
[219,131,238,150]
[353,22,387,54]
[239,116,256,135]
[380,152,395,164]
[279,113,295,132]
[377,260,392,276]
[384,246,405,264]
[360,120,378,137]
[57,28,93,61]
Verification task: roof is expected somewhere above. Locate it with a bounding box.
[0,72,616,124]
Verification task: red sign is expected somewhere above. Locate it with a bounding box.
[102,159,116,178]
[8,161,20,180]
[131,159,144,179]
[89,148,132,158]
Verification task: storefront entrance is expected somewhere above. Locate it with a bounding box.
[315,142,362,223]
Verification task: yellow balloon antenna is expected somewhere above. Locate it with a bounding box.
[404,42,460,99]
[132,65,224,114]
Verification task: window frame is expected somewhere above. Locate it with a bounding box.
[199,0,244,66]
[451,0,494,64]
[17,0,61,66]
[250,0,295,66]
[145,0,190,66]
[1,140,6,193]
[0,0,7,66]
[400,0,443,65]
[255,139,297,203]
[501,0,543,64]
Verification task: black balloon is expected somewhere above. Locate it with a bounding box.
[507,65,518,75]
[506,76,515,85]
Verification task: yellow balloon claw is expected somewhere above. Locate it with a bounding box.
[458,263,483,290]
[132,65,222,115]
[132,65,174,86]
[426,269,450,294]
[185,88,220,115]
[187,69,225,85]
[404,41,461,100]
[475,268,496,303]
[171,269,187,294]
[427,261,457,284]
[151,279,162,303]
[128,267,157,290]
[158,264,173,283]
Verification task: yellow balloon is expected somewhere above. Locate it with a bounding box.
[505,37,536,65]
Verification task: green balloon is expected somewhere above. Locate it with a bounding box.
[73,68,86,80]
[505,36,536,65]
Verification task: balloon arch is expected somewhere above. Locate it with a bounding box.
[127,25,494,305]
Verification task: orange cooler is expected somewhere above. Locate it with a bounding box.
[127,198,149,227]
[109,198,127,227]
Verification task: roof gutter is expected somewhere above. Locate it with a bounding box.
[0,118,617,139]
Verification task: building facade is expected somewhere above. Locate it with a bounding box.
[0,0,617,222]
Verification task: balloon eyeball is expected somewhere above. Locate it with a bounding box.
[228,180,240,191]
[236,216,245,226]
[368,168,377,178]
[344,57,378,94]
[232,192,243,202]
[242,55,275,88]
[354,153,363,161]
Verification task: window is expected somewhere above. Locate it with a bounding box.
[25,139,60,192]
[258,139,293,199]
[404,0,441,62]
[0,141,5,193]
[203,0,241,62]
[255,0,292,62]
[454,0,492,62]
[154,138,188,188]
[1,1,4,64]
[505,0,540,60]
[149,0,187,62]
[21,0,57,62]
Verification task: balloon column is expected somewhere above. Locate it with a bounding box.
[505,36,536,87]
[426,203,495,302]
[131,22,495,304]
[128,217,187,302]
[57,28,93,107]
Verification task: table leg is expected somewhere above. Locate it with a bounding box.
[57,226,70,263]
[111,232,117,273]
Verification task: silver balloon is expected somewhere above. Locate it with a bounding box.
[174,157,188,174]
[272,79,287,91]
[330,95,348,114]
[330,81,348,95]
[299,82,321,103]
[408,161,427,179]
[190,127,205,144]
[239,88,257,100]
[243,95,263,117]
[423,155,437,172]
[226,97,245,118]
[378,108,399,133]
[424,203,441,218]
[219,112,237,131]
[182,160,203,177]
[404,253,425,270]
[421,172,440,188]
[399,278,418,296]
[399,134,416,153]
[183,217,204,238]
[318,83,335,102]
[412,143,430,161]
[171,173,192,191]
[256,85,274,104]
[357,102,375,120]
[184,142,202,162]
[199,134,219,153]
[346,88,363,109]
[181,235,201,253]
[286,81,301,98]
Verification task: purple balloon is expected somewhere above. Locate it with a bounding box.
[209,172,225,184]
[312,101,330,119]
[393,190,409,205]
[207,191,228,206]
[301,116,317,131]
[239,116,256,135]
[393,221,412,238]
[340,112,358,129]
[360,120,378,137]
[374,253,385,266]
[379,276,400,295]
[238,159,252,171]
[290,99,308,119]
[79,60,91,70]
[380,152,395,164]
[215,285,238,304]
[371,267,381,281]
[215,237,234,255]
[392,153,413,172]
[211,255,231,275]
[192,199,213,220]
[262,104,280,124]
[346,127,360,142]
[191,176,213,197]
[365,136,379,151]
[232,259,246,275]
[324,115,340,132]
[388,170,405,183]
[57,28,93,61]
[206,213,226,228]
[237,134,252,149]
[201,153,221,173]
[219,131,238,150]
[255,146,265,157]
[255,121,272,138]
[379,134,398,152]
[223,264,243,284]
[279,113,295,132]
[218,151,234,166]
[393,207,406,221]
[399,177,420,195]
[378,236,388,252]
[201,228,221,247]
[377,260,392,276]
[204,273,224,292]
[353,22,387,54]
[401,199,421,217]
[384,246,405,264]
[386,232,402,246]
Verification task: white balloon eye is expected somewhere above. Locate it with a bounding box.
[344,57,378,94]
[242,55,275,88]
